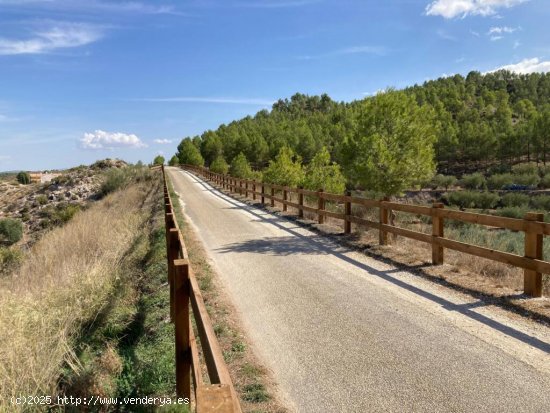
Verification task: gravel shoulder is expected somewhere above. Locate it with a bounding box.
[167,167,550,413]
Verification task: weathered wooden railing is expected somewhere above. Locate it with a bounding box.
[161,165,242,413]
[184,164,549,298]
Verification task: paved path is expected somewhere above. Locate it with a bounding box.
[167,167,550,413]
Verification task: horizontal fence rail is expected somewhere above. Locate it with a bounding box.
[183,164,549,298]
[161,165,242,413]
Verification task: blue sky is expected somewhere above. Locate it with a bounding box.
[0,0,549,171]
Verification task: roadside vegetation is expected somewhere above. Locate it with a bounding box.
[0,166,190,412]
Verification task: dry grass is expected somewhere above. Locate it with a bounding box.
[0,183,152,412]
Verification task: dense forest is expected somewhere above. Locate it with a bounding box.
[173,71,550,195]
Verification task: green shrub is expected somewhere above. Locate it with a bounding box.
[476,192,500,209]
[430,174,458,190]
[210,156,229,175]
[511,162,538,176]
[36,195,48,205]
[539,164,550,176]
[445,191,499,209]
[460,173,486,190]
[152,155,165,165]
[0,246,23,272]
[531,195,550,211]
[487,173,514,190]
[16,171,31,185]
[540,174,550,189]
[501,193,530,207]
[514,174,540,187]
[262,146,304,186]
[168,155,179,166]
[303,147,346,193]
[496,206,529,219]
[99,166,152,197]
[445,191,477,209]
[230,153,253,179]
[0,218,23,245]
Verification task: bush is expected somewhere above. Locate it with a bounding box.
[511,162,538,176]
[152,155,165,166]
[210,156,229,175]
[445,191,499,209]
[99,166,152,197]
[430,174,458,190]
[460,173,486,190]
[230,153,253,179]
[0,246,23,273]
[36,195,48,205]
[16,171,30,185]
[540,174,550,189]
[513,174,540,187]
[531,195,550,211]
[501,193,530,207]
[168,155,179,166]
[262,146,304,187]
[476,192,500,209]
[0,218,23,245]
[487,173,514,190]
[496,206,529,219]
[303,147,346,193]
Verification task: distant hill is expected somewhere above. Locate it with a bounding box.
[174,70,550,176]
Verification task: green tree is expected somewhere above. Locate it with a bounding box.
[177,139,205,166]
[168,155,179,166]
[229,153,253,178]
[262,146,304,186]
[153,155,165,165]
[341,90,438,195]
[210,156,229,174]
[0,218,23,246]
[303,147,346,193]
[16,171,30,185]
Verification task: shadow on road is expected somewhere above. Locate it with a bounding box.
[178,170,550,354]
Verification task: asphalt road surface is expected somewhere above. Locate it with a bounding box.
[167,167,550,413]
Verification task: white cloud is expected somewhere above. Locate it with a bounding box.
[0,22,103,55]
[488,26,518,34]
[490,35,503,41]
[235,0,320,8]
[80,130,147,150]
[0,1,179,15]
[486,57,550,74]
[299,45,387,60]
[426,0,528,19]
[134,96,275,106]
[153,138,173,144]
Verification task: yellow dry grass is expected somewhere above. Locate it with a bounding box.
[0,183,151,412]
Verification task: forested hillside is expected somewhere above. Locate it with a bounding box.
[174,70,550,193]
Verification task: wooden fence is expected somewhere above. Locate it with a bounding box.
[184,164,549,298]
[162,165,242,413]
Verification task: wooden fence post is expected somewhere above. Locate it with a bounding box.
[524,212,544,297]
[168,228,180,322]
[283,189,288,212]
[174,259,191,399]
[432,202,444,265]
[252,181,256,201]
[298,187,304,218]
[318,189,325,224]
[261,183,265,204]
[245,181,248,198]
[271,187,275,207]
[379,198,389,245]
[344,190,351,234]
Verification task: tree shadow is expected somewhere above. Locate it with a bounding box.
[183,171,550,354]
